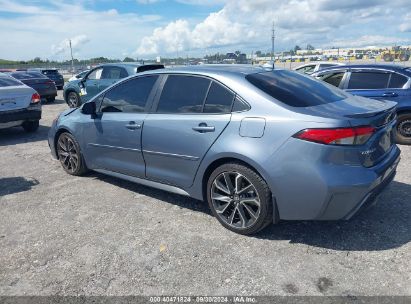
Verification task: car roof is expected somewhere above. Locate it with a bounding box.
[313,64,411,75]
[143,64,270,78]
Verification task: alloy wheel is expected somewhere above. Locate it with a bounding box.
[398,119,411,138]
[211,171,261,229]
[57,134,80,173]
[68,93,78,108]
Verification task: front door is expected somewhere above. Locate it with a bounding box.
[142,75,235,188]
[82,75,160,177]
[82,67,103,102]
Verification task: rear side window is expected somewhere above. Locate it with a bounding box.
[42,70,59,75]
[203,82,235,113]
[100,76,158,113]
[389,73,408,88]
[318,72,345,87]
[348,72,389,89]
[157,75,210,113]
[246,70,348,107]
[102,66,128,80]
[0,77,22,87]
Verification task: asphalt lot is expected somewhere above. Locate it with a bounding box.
[0,91,410,296]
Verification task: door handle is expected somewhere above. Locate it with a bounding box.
[125,121,142,130]
[192,123,215,133]
[382,92,398,97]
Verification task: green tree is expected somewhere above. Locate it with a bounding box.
[123,57,135,62]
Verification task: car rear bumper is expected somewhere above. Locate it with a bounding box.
[0,105,41,124]
[263,138,401,221]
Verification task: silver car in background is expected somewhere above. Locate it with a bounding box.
[49,66,400,235]
[0,73,41,132]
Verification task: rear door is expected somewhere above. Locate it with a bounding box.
[98,66,128,92]
[345,70,393,100]
[142,75,234,188]
[82,75,160,177]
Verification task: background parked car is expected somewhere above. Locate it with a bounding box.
[312,64,411,145]
[294,62,345,75]
[63,63,164,108]
[0,73,41,132]
[49,66,400,235]
[68,70,89,82]
[29,68,64,90]
[9,71,57,103]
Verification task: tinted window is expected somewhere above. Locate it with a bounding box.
[87,68,103,80]
[203,82,234,113]
[296,65,315,74]
[11,72,47,80]
[157,75,210,113]
[232,96,250,112]
[319,64,336,69]
[348,72,389,89]
[102,66,128,80]
[42,70,59,75]
[246,70,348,107]
[0,77,22,87]
[320,72,345,87]
[100,76,158,113]
[389,73,408,88]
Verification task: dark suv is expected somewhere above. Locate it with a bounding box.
[312,64,411,145]
[29,69,64,90]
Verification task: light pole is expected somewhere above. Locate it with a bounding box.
[69,39,74,75]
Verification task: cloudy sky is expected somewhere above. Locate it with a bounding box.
[0,0,410,60]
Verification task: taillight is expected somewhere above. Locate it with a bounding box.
[30,92,41,104]
[293,126,375,145]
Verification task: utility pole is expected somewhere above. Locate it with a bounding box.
[271,21,275,69]
[69,39,74,75]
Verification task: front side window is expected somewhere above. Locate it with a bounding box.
[87,68,103,80]
[100,76,158,113]
[319,72,345,88]
[348,72,390,89]
[157,75,210,113]
[388,73,408,89]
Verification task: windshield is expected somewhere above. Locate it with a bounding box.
[246,70,349,107]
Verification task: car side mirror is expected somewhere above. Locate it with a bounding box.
[79,80,85,89]
[82,101,96,116]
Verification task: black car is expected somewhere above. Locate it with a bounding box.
[9,71,58,103]
[29,68,64,89]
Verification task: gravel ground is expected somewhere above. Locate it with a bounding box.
[0,92,410,296]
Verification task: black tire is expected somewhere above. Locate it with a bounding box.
[67,91,80,108]
[47,96,56,103]
[56,132,88,176]
[22,120,39,132]
[395,113,411,145]
[206,162,273,235]
[57,86,63,90]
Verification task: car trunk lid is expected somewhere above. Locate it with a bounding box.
[0,86,33,111]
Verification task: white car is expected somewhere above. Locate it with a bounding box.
[0,73,41,132]
[294,62,345,75]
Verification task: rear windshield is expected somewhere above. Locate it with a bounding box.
[246,70,348,107]
[11,72,47,80]
[42,70,59,75]
[0,76,22,87]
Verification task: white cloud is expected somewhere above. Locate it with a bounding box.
[135,0,411,56]
[51,35,90,55]
[399,13,411,32]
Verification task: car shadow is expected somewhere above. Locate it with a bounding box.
[0,124,50,146]
[42,98,66,105]
[92,172,410,251]
[0,176,39,196]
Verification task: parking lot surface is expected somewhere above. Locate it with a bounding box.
[0,92,410,296]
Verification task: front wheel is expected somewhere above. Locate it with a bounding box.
[67,91,80,108]
[396,113,411,145]
[207,163,273,235]
[56,132,88,176]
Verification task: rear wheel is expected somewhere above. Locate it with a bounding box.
[396,113,411,145]
[22,120,39,133]
[56,132,88,176]
[207,163,273,235]
[47,96,55,103]
[67,91,80,108]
